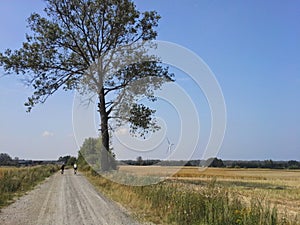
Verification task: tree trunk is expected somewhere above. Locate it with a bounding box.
[98,88,110,171]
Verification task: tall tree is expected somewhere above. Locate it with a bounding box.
[0,153,13,166]
[0,0,173,171]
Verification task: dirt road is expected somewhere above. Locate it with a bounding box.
[0,170,141,225]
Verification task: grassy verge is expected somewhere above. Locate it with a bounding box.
[0,165,58,208]
[84,170,298,225]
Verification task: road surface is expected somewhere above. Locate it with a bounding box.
[0,170,141,225]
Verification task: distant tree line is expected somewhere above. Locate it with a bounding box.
[1,152,299,169]
[224,159,300,169]
[0,153,14,166]
[120,157,300,169]
[58,155,77,166]
[121,158,161,166]
[0,153,76,167]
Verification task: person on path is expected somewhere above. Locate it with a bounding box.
[61,164,65,174]
[73,163,77,174]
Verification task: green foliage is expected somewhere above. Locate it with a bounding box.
[209,157,225,167]
[0,153,13,166]
[136,156,143,165]
[66,156,77,166]
[78,137,116,171]
[287,160,300,169]
[1,0,157,108]
[58,155,76,166]
[197,158,225,167]
[0,0,171,119]
[77,151,89,169]
[58,155,71,164]
[129,103,158,137]
[0,165,58,208]
[0,0,174,170]
[227,160,300,169]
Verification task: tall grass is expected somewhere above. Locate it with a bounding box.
[136,182,280,225]
[86,171,298,225]
[0,165,58,208]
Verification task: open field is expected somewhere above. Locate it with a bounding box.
[0,165,58,208]
[120,166,300,218]
[82,166,300,224]
[119,166,300,180]
[1,165,297,224]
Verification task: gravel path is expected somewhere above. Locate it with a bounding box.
[0,170,141,225]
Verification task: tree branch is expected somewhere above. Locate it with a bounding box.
[53,2,91,66]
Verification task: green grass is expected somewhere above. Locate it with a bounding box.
[0,165,58,208]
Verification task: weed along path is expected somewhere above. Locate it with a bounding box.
[0,170,140,225]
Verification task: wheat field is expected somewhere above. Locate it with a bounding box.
[119,166,300,218]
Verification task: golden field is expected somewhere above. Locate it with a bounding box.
[0,165,58,208]
[119,166,300,217]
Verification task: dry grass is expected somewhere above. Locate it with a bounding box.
[0,167,16,178]
[119,166,300,219]
[120,166,300,180]
[84,167,299,225]
[0,165,58,208]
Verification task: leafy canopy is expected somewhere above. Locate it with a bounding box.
[0,0,173,135]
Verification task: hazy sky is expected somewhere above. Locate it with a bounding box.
[0,0,299,160]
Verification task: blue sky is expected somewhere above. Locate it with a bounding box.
[0,0,299,160]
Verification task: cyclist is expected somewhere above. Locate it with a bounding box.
[61,164,65,174]
[73,163,78,174]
